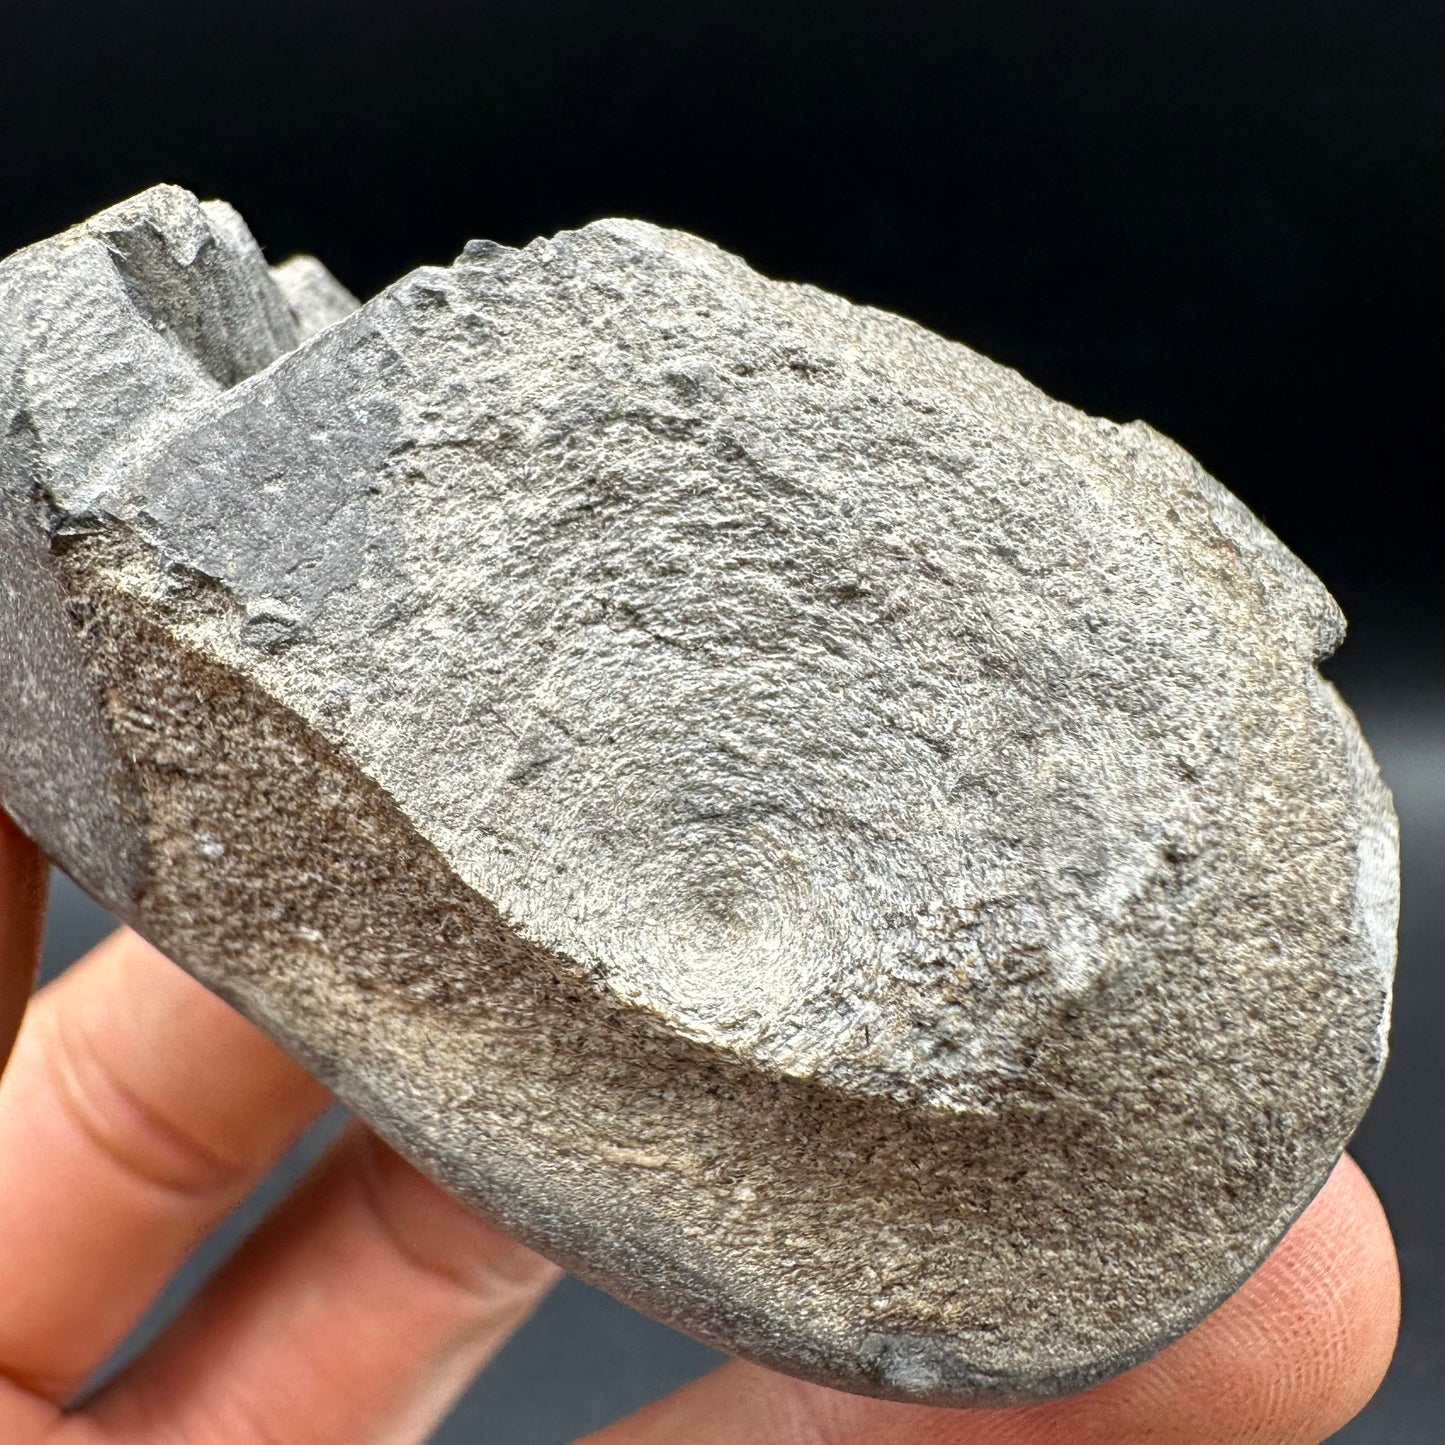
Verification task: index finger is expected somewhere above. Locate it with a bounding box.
[0,809,47,1077]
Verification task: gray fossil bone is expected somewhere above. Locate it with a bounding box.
[0,187,1396,1404]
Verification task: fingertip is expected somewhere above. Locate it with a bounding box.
[1081,1154,1399,1444]
[1288,1155,1399,1432]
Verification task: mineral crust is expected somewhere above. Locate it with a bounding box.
[0,187,1397,1403]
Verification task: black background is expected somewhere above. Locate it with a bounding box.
[5,3,1441,1441]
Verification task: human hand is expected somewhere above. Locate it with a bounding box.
[0,810,1398,1445]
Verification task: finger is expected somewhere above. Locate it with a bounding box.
[89,1128,561,1445]
[0,929,331,1400]
[0,810,47,1076]
[584,1155,1398,1445]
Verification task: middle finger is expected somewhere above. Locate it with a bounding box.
[0,928,331,1401]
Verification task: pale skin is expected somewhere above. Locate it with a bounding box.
[0,809,1399,1445]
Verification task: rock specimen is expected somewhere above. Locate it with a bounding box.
[0,187,1397,1404]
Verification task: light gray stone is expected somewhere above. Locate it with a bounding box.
[271,254,361,340]
[0,187,1397,1404]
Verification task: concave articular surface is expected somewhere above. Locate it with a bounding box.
[0,187,1397,1404]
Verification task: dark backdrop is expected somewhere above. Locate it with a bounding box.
[5,3,1441,1441]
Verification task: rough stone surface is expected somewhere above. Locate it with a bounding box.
[0,187,1397,1404]
[271,253,361,340]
